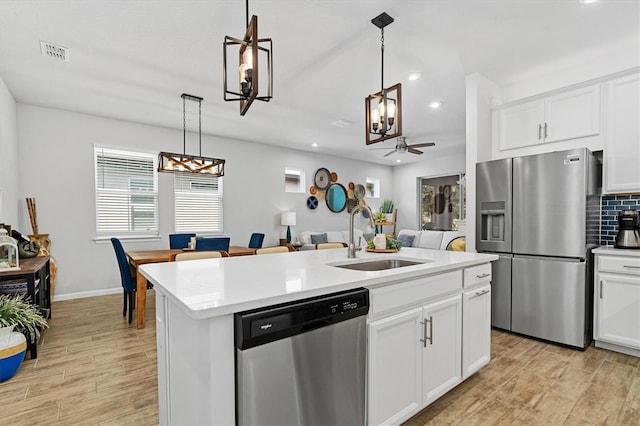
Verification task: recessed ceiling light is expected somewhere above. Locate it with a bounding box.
[311,143,318,148]
[429,101,442,109]
[579,0,598,4]
[408,72,422,81]
[396,159,401,163]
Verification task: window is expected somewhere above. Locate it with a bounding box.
[366,177,380,198]
[94,147,158,238]
[420,173,466,231]
[174,173,223,233]
[284,168,305,193]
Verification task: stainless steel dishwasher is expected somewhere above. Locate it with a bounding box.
[234,288,369,425]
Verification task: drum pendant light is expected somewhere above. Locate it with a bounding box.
[365,12,402,145]
[223,0,273,116]
[158,94,225,176]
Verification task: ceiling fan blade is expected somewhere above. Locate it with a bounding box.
[408,148,424,155]
[370,147,395,150]
[383,150,397,157]
[408,142,436,148]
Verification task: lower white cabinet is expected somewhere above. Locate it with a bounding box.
[594,252,640,357]
[368,294,462,425]
[462,285,491,378]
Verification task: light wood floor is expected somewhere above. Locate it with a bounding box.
[1,293,638,425]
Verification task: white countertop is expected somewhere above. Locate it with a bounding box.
[140,247,497,319]
[593,246,640,256]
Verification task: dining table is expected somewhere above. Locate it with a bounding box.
[126,246,256,328]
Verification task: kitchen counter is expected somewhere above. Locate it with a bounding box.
[141,247,497,425]
[140,247,496,319]
[593,246,640,256]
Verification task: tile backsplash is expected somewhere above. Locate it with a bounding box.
[600,194,640,246]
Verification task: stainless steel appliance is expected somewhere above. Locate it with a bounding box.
[476,148,601,348]
[235,288,369,425]
[615,210,640,249]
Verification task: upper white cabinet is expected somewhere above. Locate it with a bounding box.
[603,72,640,194]
[496,85,601,151]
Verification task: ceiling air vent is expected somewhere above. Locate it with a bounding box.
[40,41,69,62]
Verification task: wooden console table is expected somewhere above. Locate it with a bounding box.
[0,255,51,359]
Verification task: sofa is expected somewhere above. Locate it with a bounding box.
[298,229,364,251]
[396,229,462,251]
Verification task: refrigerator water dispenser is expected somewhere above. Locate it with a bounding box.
[480,201,506,242]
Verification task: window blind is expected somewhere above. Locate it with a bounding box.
[94,147,158,237]
[174,173,223,233]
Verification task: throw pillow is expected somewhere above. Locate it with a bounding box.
[398,234,415,248]
[310,233,328,244]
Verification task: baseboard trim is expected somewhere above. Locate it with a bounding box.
[53,287,122,302]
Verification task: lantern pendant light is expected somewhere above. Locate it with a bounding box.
[158,94,225,176]
[365,12,402,145]
[223,0,273,116]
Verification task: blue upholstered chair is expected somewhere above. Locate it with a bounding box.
[169,233,196,249]
[110,237,136,324]
[195,237,230,252]
[248,233,265,249]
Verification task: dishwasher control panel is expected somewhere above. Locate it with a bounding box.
[234,288,369,350]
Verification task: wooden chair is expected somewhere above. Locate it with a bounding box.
[248,233,265,249]
[315,242,347,250]
[255,246,293,255]
[172,251,230,261]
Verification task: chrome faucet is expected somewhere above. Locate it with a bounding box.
[349,204,375,258]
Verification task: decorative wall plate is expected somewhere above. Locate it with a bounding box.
[347,189,355,199]
[347,198,358,213]
[316,190,325,201]
[330,172,338,182]
[306,196,318,210]
[348,182,355,190]
[309,186,317,195]
[313,168,331,190]
[354,184,365,200]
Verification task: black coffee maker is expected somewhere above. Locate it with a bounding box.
[615,210,640,249]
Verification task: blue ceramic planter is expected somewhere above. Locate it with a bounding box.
[0,326,27,382]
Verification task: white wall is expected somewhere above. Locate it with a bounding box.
[0,75,19,226]
[392,145,465,232]
[16,104,392,299]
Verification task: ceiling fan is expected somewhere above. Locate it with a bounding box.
[370,136,436,157]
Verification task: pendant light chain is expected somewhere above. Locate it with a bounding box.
[198,98,202,156]
[380,27,385,91]
[245,0,249,29]
[183,95,186,155]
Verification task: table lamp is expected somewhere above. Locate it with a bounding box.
[281,211,296,244]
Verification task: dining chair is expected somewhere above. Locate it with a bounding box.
[315,242,347,250]
[255,246,293,255]
[110,237,136,324]
[172,251,230,261]
[195,237,231,252]
[248,233,265,249]
[169,233,196,249]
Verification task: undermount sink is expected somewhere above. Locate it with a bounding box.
[330,258,429,271]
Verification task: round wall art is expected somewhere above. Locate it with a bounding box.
[313,168,331,190]
[306,196,319,210]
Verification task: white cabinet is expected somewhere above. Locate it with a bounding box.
[421,295,462,406]
[496,85,601,151]
[368,295,462,425]
[462,285,491,378]
[594,252,640,357]
[368,308,423,426]
[603,72,640,194]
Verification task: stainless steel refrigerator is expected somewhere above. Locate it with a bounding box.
[476,148,601,349]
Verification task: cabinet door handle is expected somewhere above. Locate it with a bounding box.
[544,122,548,139]
[472,288,490,298]
[538,124,542,140]
[623,265,640,269]
[419,319,428,348]
[426,316,433,346]
[475,273,490,279]
[599,280,603,299]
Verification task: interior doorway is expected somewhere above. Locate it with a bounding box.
[420,173,465,231]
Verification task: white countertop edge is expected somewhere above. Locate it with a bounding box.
[593,246,640,256]
[141,248,498,320]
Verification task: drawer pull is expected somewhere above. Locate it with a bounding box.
[475,273,491,279]
[623,265,640,269]
[473,289,490,298]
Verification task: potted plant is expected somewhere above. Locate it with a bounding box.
[381,199,395,222]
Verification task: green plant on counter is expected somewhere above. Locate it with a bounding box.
[367,235,402,250]
[0,293,48,343]
[381,199,394,213]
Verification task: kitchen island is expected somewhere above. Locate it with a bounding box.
[141,247,497,425]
